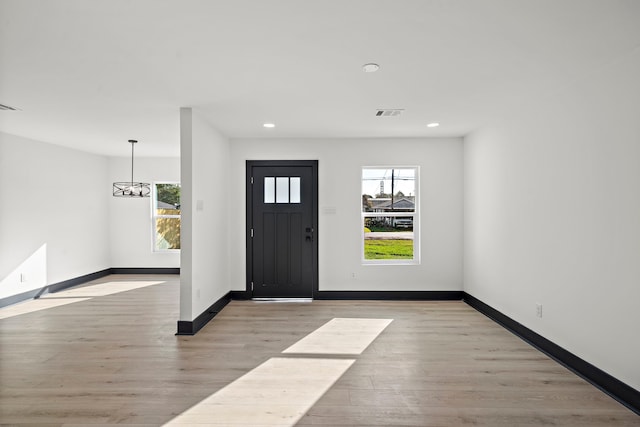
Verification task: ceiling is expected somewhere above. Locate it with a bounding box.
[1,0,639,157]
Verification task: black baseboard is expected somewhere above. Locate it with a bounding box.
[0,269,113,308]
[111,267,180,275]
[45,269,112,295]
[230,290,252,300]
[463,292,640,416]
[0,288,44,309]
[229,290,462,301]
[188,289,461,335]
[176,291,232,335]
[0,267,180,309]
[314,290,463,300]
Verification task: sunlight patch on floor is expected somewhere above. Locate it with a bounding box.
[0,281,163,319]
[41,281,164,298]
[164,357,355,426]
[163,317,393,426]
[283,317,393,355]
[0,297,91,319]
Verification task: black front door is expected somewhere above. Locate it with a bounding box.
[247,161,318,298]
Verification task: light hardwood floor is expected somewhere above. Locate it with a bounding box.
[0,275,637,426]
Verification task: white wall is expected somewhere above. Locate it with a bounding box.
[108,156,180,268]
[180,108,230,321]
[0,132,110,299]
[464,50,640,390]
[229,138,463,292]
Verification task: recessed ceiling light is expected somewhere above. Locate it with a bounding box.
[362,63,380,73]
[263,123,275,128]
[427,122,440,128]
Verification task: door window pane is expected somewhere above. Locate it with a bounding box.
[264,177,275,204]
[276,177,289,203]
[290,177,301,203]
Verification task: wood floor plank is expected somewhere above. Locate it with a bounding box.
[0,274,637,426]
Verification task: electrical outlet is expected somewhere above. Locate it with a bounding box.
[536,304,543,318]
[351,272,356,279]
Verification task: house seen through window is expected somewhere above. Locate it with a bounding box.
[362,167,418,264]
[153,183,181,251]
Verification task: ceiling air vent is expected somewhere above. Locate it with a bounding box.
[0,103,18,111]
[375,109,404,117]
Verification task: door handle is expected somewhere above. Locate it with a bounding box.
[305,227,314,242]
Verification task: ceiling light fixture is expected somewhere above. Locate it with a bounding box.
[362,63,380,73]
[427,122,440,128]
[113,140,150,197]
[263,123,275,128]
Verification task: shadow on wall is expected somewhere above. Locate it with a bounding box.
[0,243,47,300]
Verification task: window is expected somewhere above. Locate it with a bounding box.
[362,167,418,264]
[264,176,301,204]
[152,183,181,251]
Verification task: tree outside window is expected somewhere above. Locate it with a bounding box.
[153,183,181,251]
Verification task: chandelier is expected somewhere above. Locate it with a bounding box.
[112,139,150,197]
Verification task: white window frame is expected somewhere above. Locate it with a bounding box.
[361,166,420,265]
[151,182,181,252]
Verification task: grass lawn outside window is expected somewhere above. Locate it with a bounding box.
[364,239,413,259]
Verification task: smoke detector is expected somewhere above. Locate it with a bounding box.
[375,109,404,117]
